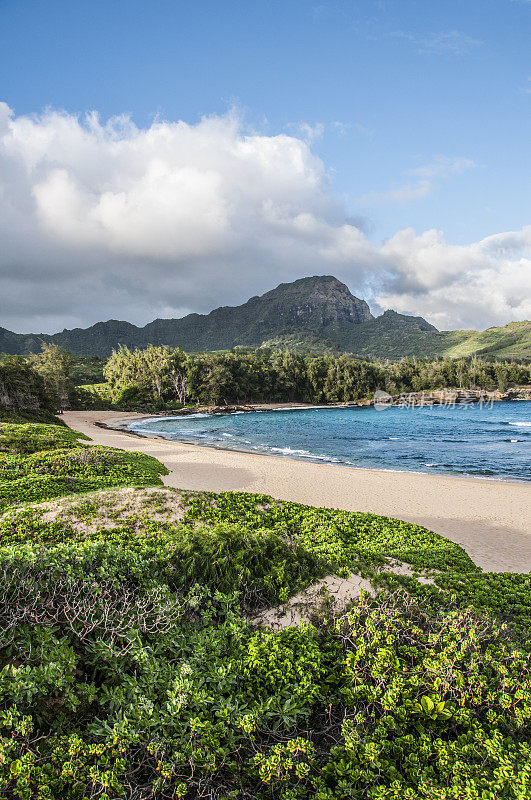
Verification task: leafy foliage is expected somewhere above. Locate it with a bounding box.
[0,423,167,512]
[0,421,529,798]
[0,356,54,415]
[181,491,476,574]
[103,345,531,407]
[1,348,106,415]
[69,354,106,386]
[398,570,531,636]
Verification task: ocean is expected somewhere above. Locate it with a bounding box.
[128,400,531,482]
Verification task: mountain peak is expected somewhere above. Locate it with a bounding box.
[4,275,525,359]
[258,275,374,327]
[380,309,438,332]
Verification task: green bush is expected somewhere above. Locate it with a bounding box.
[0,421,529,799]
[0,422,86,454]
[0,573,528,799]
[182,490,477,574]
[0,424,167,512]
[0,409,64,425]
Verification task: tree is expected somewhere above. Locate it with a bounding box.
[0,355,53,412]
[166,348,189,404]
[170,370,188,404]
[29,342,72,410]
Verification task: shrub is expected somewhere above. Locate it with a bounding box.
[0,421,529,799]
[0,424,167,512]
[182,490,477,574]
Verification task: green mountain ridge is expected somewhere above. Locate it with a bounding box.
[327,314,531,361]
[1,275,530,360]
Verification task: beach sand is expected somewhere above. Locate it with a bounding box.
[63,410,531,573]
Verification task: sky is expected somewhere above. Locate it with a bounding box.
[0,0,530,334]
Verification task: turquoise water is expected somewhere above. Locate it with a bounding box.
[128,401,531,481]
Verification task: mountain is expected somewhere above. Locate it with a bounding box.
[439,321,531,360]
[1,275,529,360]
[313,309,438,357]
[0,276,373,357]
[292,315,530,361]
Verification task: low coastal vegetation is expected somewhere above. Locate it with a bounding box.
[0,417,530,798]
[0,424,167,512]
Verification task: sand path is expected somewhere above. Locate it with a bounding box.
[63,410,530,573]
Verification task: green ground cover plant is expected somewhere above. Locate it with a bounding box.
[0,422,86,454]
[181,491,477,574]
[374,569,531,639]
[0,409,63,425]
[0,420,529,799]
[0,422,167,512]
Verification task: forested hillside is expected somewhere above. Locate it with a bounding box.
[99,345,530,409]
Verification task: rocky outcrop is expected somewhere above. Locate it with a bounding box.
[261,275,373,327]
[373,386,531,407]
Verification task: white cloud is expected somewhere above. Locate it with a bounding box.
[0,102,529,334]
[376,227,531,329]
[286,120,373,141]
[406,156,475,179]
[286,121,326,143]
[359,180,433,204]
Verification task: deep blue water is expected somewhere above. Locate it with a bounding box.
[128,401,531,481]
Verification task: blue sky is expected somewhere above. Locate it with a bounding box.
[0,0,530,331]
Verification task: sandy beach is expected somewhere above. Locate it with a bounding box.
[62,410,531,573]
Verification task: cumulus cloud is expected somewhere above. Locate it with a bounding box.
[0,102,529,334]
[377,227,531,329]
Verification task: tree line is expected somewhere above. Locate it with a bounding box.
[102,344,531,408]
[2,343,529,415]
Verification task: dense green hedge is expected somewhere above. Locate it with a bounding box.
[0,421,529,799]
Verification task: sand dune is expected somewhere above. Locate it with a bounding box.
[63,410,531,573]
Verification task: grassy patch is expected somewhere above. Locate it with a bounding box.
[0,409,65,425]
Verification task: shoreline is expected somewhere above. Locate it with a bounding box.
[103,414,529,486]
[97,386,531,421]
[62,410,531,573]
